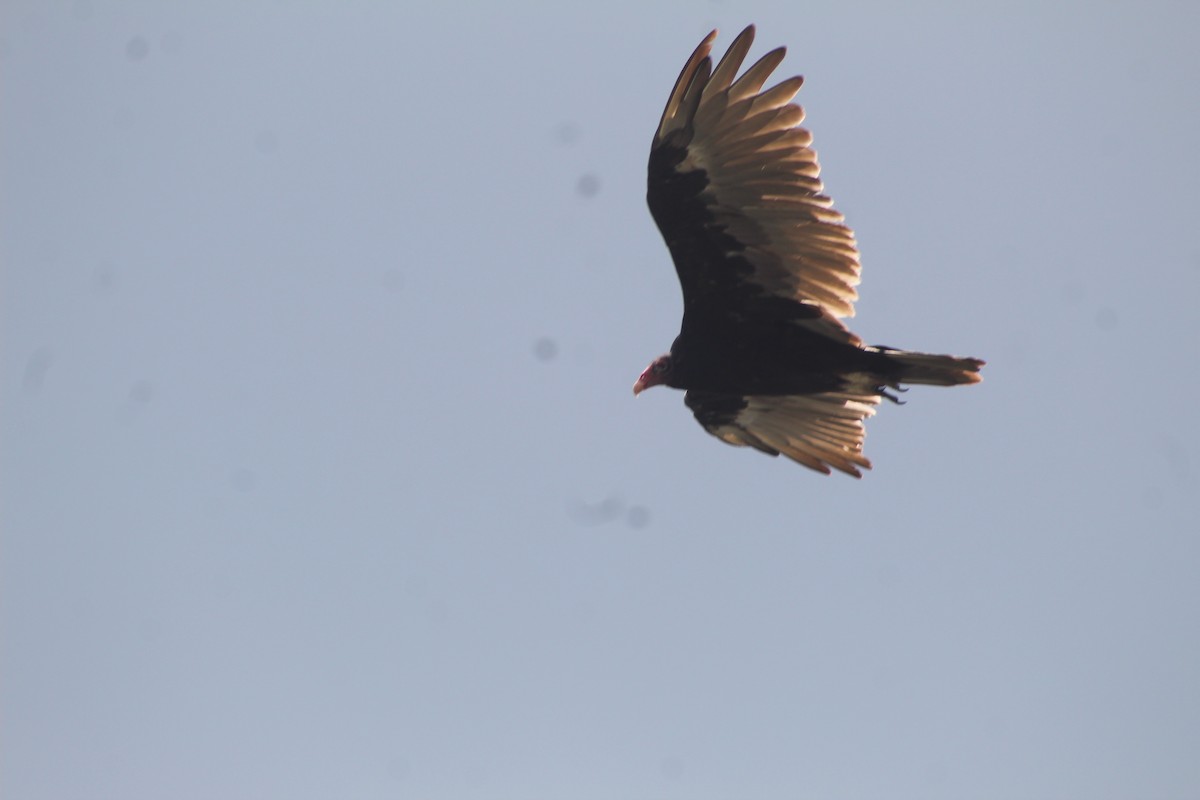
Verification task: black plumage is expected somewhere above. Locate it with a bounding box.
[634,26,984,477]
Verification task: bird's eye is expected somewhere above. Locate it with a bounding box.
[654,360,669,374]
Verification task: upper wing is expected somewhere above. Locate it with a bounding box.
[648,26,861,341]
[686,390,880,477]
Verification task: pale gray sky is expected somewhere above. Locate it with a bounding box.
[3,2,1199,798]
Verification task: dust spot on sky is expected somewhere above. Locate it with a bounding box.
[532,337,558,362]
[23,348,53,392]
[576,173,600,198]
[129,380,154,405]
[94,262,118,292]
[626,505,650,529]
[555,122,581,145]
[126,36,149,61]
[1095,307,1118,331]
[570,495,652,529]
[570,495,623,525]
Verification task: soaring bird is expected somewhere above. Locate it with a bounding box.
[634,26,984,477]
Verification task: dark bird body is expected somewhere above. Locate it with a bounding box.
[634,26,984,477]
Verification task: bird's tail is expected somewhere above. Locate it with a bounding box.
[874,347,985,387]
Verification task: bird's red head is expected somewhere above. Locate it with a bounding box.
[633,354,673,395]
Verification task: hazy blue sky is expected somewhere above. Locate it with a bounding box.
[3,2,1199,798]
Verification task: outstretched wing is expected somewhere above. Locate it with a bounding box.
[648,26,861,342]
[686,390,880,478]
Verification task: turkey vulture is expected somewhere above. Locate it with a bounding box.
[634,26,984,477]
